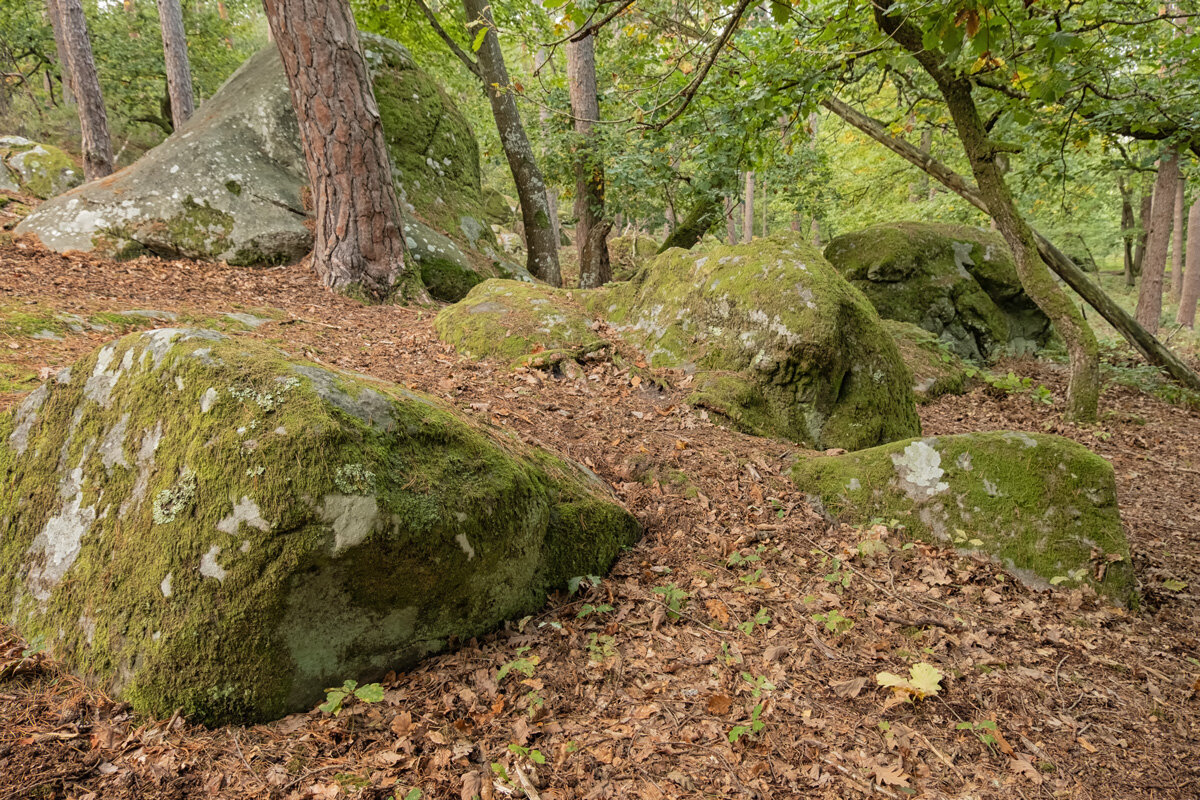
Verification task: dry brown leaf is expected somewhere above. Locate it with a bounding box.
[704,599,730,626]
[461,770,483,800]
[830,676,867,698]
[391,710,412,735]
[706,694,733,715]
[1009,755,1045,784]
[871,760,910,787]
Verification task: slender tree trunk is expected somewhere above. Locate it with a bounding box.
[46,0,75,106]
[823,93,1200,394]
[1134,187,1153,276]
[742,171,754,241]
[59,0,114,179]
[262,0,426,302]
[658,192,720,252]
[1171,177,1186,303]
[873,1,1099,421]
[1136,148,1180,332]
[1120,175,1136,287]
[761,180,768,237]
[918,126,932,200]
[466,0,560,286]
[724,196,739,244]
[534,49,562,251]
[156,0,195,129]
[567,30,610,287]
[1179,198,1200,327]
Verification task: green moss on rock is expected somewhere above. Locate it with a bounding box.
[591,234,921,451]
[0,329,639,725]
[435,280,608,369]
[791,432,1133,604]
[882,319,971,403]
[608,233,660,282]
[0,136,81,199]
[824,222,1053,361]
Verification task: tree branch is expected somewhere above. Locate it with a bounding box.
[411,0,481,79]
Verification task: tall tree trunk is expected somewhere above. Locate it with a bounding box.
[1179,198,1200,327]
[1136,148,1181,332]
[465,0,560,286]
[822,94,1200,394]
[1119,175,1136,287]
[873,1,1099,421]
[46,0,75,106]
[918,126,933,200]
[658,192,720,252]
[1171,177,1186,303]
[262,0,425,303]
[567,30,610,287]
[725,196,739,244]
[534,48,562,251]
[156,0,195,129]
[742,171,754,241]
[1133,186,1153,277]
[59,0,114,179]
[761,180,768,237]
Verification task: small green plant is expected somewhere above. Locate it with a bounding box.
[1049,567,1088,586]
[319,679,384,715]
[727,546,764,568]
[822,556,851,590]
[956,719,999,751]
[577,602,614,619]
[738,567,764,585]
[738,607,771,635]
[719,641,743,665]
[812,609,854,634]
[587,632,617,663]
[497,646,539,683]
[952,528,984,548]
[1030,384,1055,405]
[567,574,602,595]
[652,583,689,620]
[728,673,775,744]
[508,744,546,764]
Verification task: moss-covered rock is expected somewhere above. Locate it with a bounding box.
[0,135,81,199]
[0,329,639,725]
[481,188,514,226]
[882,319,971,403]
[824,222,1053,361]
[792,432,1133,603]
[592,234,921,451]
[435,280,608,368]
[608,233,660,281]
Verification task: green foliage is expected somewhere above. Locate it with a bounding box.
[652,583,689,620]
[496,646,539,684]
[319,679,384,715]
[728,672,775,744]
[812,609,854,634]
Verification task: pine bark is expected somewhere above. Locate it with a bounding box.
[873,1,1099,421]
[1178,198,1200,327]
[59,0,114,179]
[742,171,754,240]
[567,30,610,288]
[156,0,195,129]
[1171,178,1185,303]
[45,0,75,106]
[465,0,560,286]
[1136,149,1180,332]
[262,0,426,303]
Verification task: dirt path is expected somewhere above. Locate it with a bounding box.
[2,243,1198,800]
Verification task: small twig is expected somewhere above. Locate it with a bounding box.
[512,764,542,799]
[229,731,268,791]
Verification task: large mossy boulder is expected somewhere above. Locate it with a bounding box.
[824,222,1053,361]
[16,36,501,300]
[882,319,971,403]
[0,329,639,725]
[435,280,607,369]
[0,135,81,199]
[608,233,660,281]
[593,234,922,451]
[792,432,1133,604]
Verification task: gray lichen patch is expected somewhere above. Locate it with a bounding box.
[216,496,270,534]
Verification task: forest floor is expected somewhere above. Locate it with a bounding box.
[1,240,1199,800]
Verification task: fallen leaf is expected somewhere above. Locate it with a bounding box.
[461,770,483,800]
[1009,755,1045,784]
[872,760,910,787]
[704,599,730,626]
[831,677,867,698]
[1077,736,1097,753]
[706,694,733,715]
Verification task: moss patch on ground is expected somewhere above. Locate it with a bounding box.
[590,234,921,451]
[1,329,638,725]
[791,431,1133,604]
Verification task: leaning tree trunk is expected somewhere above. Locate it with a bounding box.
[1136,148,1180,332]
[59,0,113,179]
[567,30,610,288]
[822,95,1200,393]
[1178,198,1200,328]
[465,0,560,286]
[45,0,74,106]
[658,192,721,252]
[156,0,195,129]
[873,0,1099,422]
[1171,177,1186,303]
[262,0,426,303]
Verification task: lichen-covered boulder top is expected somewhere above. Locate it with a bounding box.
[792,432,1133,604]
[881,319,971,403]
[594,234,922,451]
[0,329,639,725]
[824,222,1053,361]
[16,35,499,294]
[435,280,608,369]
[608,233,661,281]
[0,135,81,199]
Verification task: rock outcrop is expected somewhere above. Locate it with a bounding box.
[0,136,81,199]
[792,432,1132,603]
[882,319,971,403]
[0,329,639,725]
[16,36,507,301]
[824,222,1053,361]
[608,233,660,281]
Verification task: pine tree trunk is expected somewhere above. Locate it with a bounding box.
[1119,175,1136,287]
[46,0,75,106]
[59,0,113,179]
[1133,188,1153,277]
[1136,149,1180,332]
[725,196,739,243]
[1171,178,1185,303]
[156,0,195,129]
[465,0,560,286]
[1178,198,1200,328]
[567,30,610,288]
[262,0,426,303]
[742,171,754,241]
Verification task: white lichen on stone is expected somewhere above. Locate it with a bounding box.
[216,496,270,534]
[160,572,173,597]
[24,459,96,602]
[100,413,130,472]
[200,387,219,413]
[455,533,476,560]
[892,439,949,501]
[319,494,381,554]
[8,382,48,455]
[199,544,227,582]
